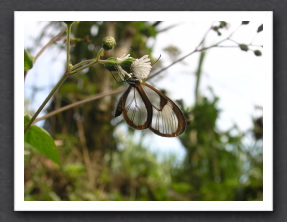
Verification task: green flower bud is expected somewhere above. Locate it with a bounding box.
[239,44,249,51]
[120,58,136,73]
[103,57,117,71]
[254,50,262,56]
[102,36,116,51]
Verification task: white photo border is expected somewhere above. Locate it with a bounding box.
[15,11,273,211]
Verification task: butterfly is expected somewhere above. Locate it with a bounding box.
[115,76,186,137]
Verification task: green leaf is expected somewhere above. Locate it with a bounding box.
[24,50,34,71]
[24,114,31,127]
[24,117,60,165]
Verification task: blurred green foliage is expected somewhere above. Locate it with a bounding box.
[24,21,263,201]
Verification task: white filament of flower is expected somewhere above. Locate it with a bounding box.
[131,55,152,80]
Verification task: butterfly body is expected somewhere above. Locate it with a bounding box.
[115,77,186,137]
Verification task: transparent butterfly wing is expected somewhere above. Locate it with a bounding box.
[115,85,152,129]
[141,82,186,137]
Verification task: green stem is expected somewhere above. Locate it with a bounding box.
[95,48,104,61]
[68,48,120,76]
[69,60,98,75]
[24,74,67,133]
[25,22,73,133]
[98,59,121,65]
[66,23,72,71]
[195,51,206,104]
[71,59,97,71]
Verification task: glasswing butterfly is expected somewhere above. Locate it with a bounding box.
[115,76,186,137]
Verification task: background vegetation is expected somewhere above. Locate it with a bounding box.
[24,21,263,201]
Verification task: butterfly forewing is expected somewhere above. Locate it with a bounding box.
[141,82,186,137]
[115,85,151,129]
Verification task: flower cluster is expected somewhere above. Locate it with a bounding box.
[131,55,152,80]
[115,54,152,80]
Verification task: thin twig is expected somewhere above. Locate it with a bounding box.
[35,27,67,62]
[74,106,95,190]
[148,23,258,80]
[24,27,67,81]
[24,74,67,133]
[33,88,126,123]
[24,26,70,133]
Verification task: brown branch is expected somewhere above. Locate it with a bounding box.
[148,23,259,80]
[74,106,95,190]
[33,87,126,123]
[24,27,67,82]
[34,27,67,62]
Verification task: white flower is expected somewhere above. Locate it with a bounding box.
[116,54,132,80]
[131,55,152,80]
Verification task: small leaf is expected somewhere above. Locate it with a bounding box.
[257,24,263,33]
[254,50,262,56]
[24,118,60,165]
[242,21,250,25]
[239,44,249,51]
[24,114,32,127]
[24,50,34,71]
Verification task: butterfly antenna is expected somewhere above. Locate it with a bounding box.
[152,54,161,66]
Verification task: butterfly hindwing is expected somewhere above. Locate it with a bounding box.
[115,78,186,137]
[140,82,186,137]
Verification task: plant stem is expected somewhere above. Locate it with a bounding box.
[68,48,111,75]
[25,23,73,133]
[35,27,67,62]
[24,74,67,133]
[71,59,97,71]
[25,27,67,82]
[66,23,72,71]
[195,51,206,104]
[33,88,126,123]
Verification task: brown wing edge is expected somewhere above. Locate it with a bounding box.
[115,86,132,117]
[116,84,153,130]
[141,82,186,137]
